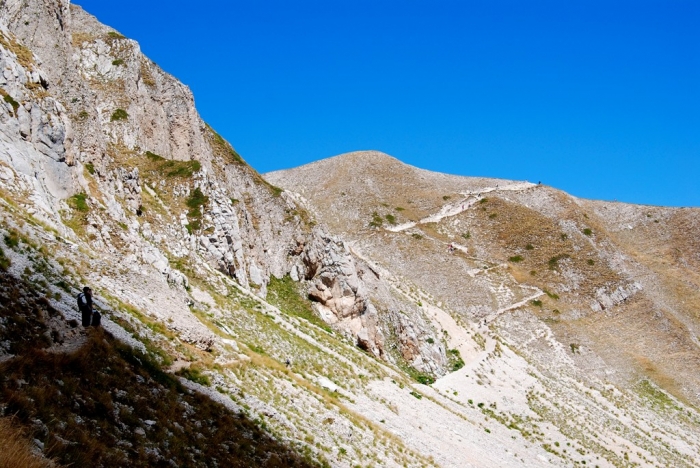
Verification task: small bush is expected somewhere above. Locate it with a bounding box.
[175,366,210,386]
[560,233,568,241]
[369,211,383,228]
[525,244,534,250]
[0,247,10,271]
[544,290,559,300]
[582,228,593,236]
[111,59,124,66]
[416,374,435,385]
[4,229,20,249]
[448,349,465,371]
[479,198,488,204]
[548,254,570,270]
[411,233,423,240]
[410,391,423,400]
[84,162,95,175]
[384,213,396,225]
[68,193,89,212]
[185,187,208,231]
[2,93,19,115]
[587,259,595,265]
[531,300,543,307]
[110,108,128,121]
[442,195,451,201]
[426,337,434,344]
[77,110,89,121]
[488,213,497,219]
[462,231,471,240]
[508,255,523,263]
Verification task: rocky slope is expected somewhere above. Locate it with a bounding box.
[1,1,699,467]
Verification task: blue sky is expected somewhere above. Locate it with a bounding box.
[75,1,699,207]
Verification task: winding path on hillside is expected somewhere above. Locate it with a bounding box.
[386,181,538,233]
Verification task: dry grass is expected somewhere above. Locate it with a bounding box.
[0,417,55,468]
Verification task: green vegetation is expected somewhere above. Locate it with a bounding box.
[560,233,568,241]
[570,343,580,354]
[77,110,89,121]
[395,207,405,211]
[582,228,593,236]
[206,124,245,165]
[508,255,524,263]
[384,213,396,225]
[548,254,570,270]
[175,365,211,386]
[525,244,534,250]
[426,337,434,344]
[185,187,208,232]
[2,92,19,115]
[410,391,423,400]
[480,198,488,204]
[4,229,20,249]
[145,151,201,178]
[111,59,124,66]
[488,213,497,219]
[411,233,423,240]
[587,259,595,266]
[0,246,10,271]
[462,231,471,240]
[531,300,543,307]
[544,290,559,300]
[448,349,465,372]
[442,195,451,201]
[267,275,332,333]
[110,108,128,121]
[107,31,126,39]
[68,192,89,212]
[84,162,95,175]
[369,211,383,228]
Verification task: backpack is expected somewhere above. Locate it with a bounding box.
[91,311,101,327]
[77,293,87,310]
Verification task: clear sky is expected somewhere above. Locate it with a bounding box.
[74,1,699,207]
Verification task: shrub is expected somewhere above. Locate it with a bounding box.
[544,290,559,300]
[410,391,423,399]
[582,228,593,236]
[560,233,568,241]
[0,247,10,271]
[84,162,95,175]
[411,233,423,239]
[442,195,451,201]
[4,229,20,249]
[111,59,124,66]
[531,300,543,307]
[185,187,208,231]
[525,244,534,250]
[77,110,89,121]
[479,198,488,204]
[488,213,497,219]
[2,93,19,115]
[462,231,471,240]
[369,211,383,228]
[110,108,128,121]
[175,366,210,386]
[426,337,434,344]
[448,349,465,371]
[68,192,89,212]
[548,254,570,270]
[508,255,523,263]
[587,259,595,265]
[384,213,396,225]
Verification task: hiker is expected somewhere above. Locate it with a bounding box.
[77,287,93,327]
[285,358,291,368]
[77,287,101,327]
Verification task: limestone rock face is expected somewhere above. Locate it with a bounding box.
[299,231,385,357]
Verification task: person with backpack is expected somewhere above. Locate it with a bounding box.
[77,287,100,327]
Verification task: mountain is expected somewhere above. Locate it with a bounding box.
[0,1,699,467]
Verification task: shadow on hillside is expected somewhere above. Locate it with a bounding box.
[0,271,320,468]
